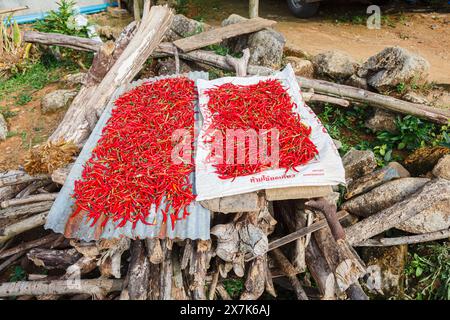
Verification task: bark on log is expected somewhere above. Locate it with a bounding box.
[1,193,58,209]
[0,171,49,188]
[0,201,53,220]
[127,240,150,300]
[0,233,60,259]
[239,256,266,300]
[0,279,123,297]
[271,248,308,300]
[173,17,275,52]
[346,283,369,300]
[226,48,250,77]
[27,248,81,270]
[0,211,48,244]
[23,31,102,52]
[354,228,450,247]
[345,178,450,245]
[0,252,24,274]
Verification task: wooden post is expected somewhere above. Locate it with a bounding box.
[249,0,259,18]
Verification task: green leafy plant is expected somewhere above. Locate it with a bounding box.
[9,266,27,282]
[405,242,450,300]
[222,278,244,299]
[16,93,32,105]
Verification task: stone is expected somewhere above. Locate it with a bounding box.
[396,198,450,234]
[62,72,86,87]
[402,91,430,105]
[404,146,450,176]
[283,43,310,59]
[364,108,398,133]
[155,58,192,76]
[342,149,377,183]
[312,50,359,81]
[0,114,8,141]
[432,154,450,180]
[362,245,408,298]
[346,74,369,90]
[332,139,342,150]
[166,14,209,41]
[221,14,285,69]
[284,56,314,78]
[357,46,430,92]
[41,89,78,114]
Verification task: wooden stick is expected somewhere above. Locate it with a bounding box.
[27,248,81,270]
[225,48,250,77]
[345,179,450,245]
[354,229,450,247]
[1,193,57,209]
[0,211,48,244]
[0,6,28,15]
[127,240,150,300]
[249,0,259,18]
[271,249,308,300]
[23,31,102,52]
[0,252,24,274]
[0,172,49,188]
[173,17,275,52]
[0,279,124,297]
[0,233,60,259]
[0,201,53,220]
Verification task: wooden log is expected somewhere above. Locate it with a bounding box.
[296,76,450,124]
[354,228,450,247]
[249,0,259,18]
[302,90,350,107]
[1,193,58,209]
[0,6,28,15]
[240,256,266,300]
[23,31,102,52]
[0,279,123,297]
[27,248,81,270]
[0,211,48,244]
[216,284,232,300]
[0,252,24,274]
[346,283,369,300]
[145,238,164,264]
[0,201,53,220]
[200,192,260,213]
[51,164,72,185]
[226,48,250,77]
[271,248,308,300]
[346,178,450,245]
[305,238,336,300]
[188,240,211,300]
[265,185,332,201]
[0,171,49,188]
[0,233,60,259]
[127,240,150,300]
[14,179,51,199]
[173,17,275,52]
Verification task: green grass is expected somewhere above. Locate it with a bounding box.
[405,242,450,300]
[222,278,244,299]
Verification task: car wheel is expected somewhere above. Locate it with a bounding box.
[286,0,320,18]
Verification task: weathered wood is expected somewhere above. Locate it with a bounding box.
[216,284,232,300]
[0,252,24,274]
[27,248,81,270]
[346,283,369,300]
[127,240,150,300]
[1,193,58,209]
[271,248,308,300]
[226,48,250,77]
[240,256,266,300]
[354,228,450,247]
[200,192,260,213]
[23,31,102,52]
[0,233,60,259]
[305,238,336,300]
[0,6,28,15]
[0,171,49,188]
[145,238,164,264]
[265,185,333,201]
[249,0,259,18]
[173,17,275,52]
[0,279,123,297]
[302,90,350,107]
[346,178,450,245]
[189,240,211,300]
[0,201,53,220]
[306,198,345,240]
[51,164,72,185]
[0,211,48,244]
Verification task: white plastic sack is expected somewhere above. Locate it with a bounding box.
[195,64,345,201]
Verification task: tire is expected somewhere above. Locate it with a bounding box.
[286,0,320,18]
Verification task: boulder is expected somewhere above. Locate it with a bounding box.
[357,46,430,92]
[62,72,86,87]
[432,154,450,180]
[312,50,359,81]
[41,89,78,114]
[342,149,377,183]
[362,245,407,298]
[0,114,8,141]
[404,146,450,176]
[221,14,285,69]
[346,74,369,90]
[284,56,314,78]
[165,14,210,41]
[364,108,398,133]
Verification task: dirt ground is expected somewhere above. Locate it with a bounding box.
[195,0,450,85]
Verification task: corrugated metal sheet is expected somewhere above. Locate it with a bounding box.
[45,72,211,241]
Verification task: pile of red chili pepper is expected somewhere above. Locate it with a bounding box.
[71,77,196,230]
[205,79,318,180]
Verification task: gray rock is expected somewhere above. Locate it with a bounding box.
[62,72,86,86]
[432,154,450,180]
[284,56,314,78]
[221,14,285,69]
[41,89,78,114]
[342,149,377,183]
[357,46,430,92]
[346,74,369,90]
[365,108,398,133]
[332,139,342,150]
[0,114,8,140]
[166,14,209,41]
[362,245,407,298]
[312,50,359,81]
[156,58,192,76]
[402,91,430,105]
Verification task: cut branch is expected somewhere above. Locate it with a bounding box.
[354,228,450,247]
[23,31,102,52]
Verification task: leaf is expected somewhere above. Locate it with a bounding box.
[398,142,406,150]
[416,266,423,277]
[12,20,21,46]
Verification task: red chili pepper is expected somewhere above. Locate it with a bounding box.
[71,77,196,231]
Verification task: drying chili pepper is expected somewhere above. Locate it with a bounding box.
[71,77,196,230]
[204,79,318,179]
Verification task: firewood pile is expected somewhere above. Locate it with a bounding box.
[0,3,449,300]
